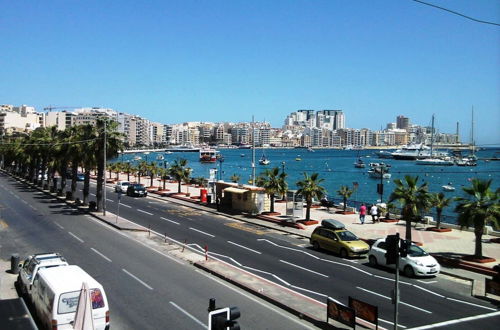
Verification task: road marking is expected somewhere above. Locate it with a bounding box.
[169,301,207,329]
[379,318,406,328]
[106,198,114,202]
[357,287,432,314]
[280,260,329,278]
[120,203,132,208]
[137,209,153,215]
[91,248,112,262]
[189,227,215,237]
[54,222,64,229]
[417,280,437,284]
[407,311,500,329]
[445,297,496,311]
[68,232,84,243]
[122,269,153,290]
[228,241,262,254]
[21,199,28,204]
[160,217,180,225]
[90,193,96,196]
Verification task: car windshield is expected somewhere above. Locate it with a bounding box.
[408,245,428,257]
[122,182,130,186]
[133,184,144,189]
[337,231,358,241]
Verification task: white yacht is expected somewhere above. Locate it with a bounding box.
[391,144,432,160]
[416,157,454,166]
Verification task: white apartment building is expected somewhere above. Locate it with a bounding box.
[0,106,43,135]
[45,111,74,131]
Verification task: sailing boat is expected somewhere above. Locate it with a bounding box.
[258,149,270,165]
[416,115,454,166]
[354,150,365,168]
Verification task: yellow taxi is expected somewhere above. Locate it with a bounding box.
[310,219,370,258]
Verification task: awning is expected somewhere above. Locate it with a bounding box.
[224,187,248,194]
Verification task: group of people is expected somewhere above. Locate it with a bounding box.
[358,203,381,224]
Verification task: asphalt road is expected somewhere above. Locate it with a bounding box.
[78,178,500,329]
[0,174,317,330]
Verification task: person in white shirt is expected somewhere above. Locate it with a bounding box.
[370,204,378,223]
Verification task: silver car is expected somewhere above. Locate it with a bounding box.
[114,180,131,192]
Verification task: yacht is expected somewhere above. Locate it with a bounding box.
[391,144,432,160]
[199,149,219,163]
[367,162,391,179]
[416,157,454,166]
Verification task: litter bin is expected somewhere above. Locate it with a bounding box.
[200,189,208,203]
[11,254,20,274]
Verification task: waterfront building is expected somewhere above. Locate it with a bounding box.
[396,115,410,130]
[44,111,74,131]
[0,105,43,135]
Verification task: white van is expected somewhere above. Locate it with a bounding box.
[17,252,69,299]
[31,265,110,330]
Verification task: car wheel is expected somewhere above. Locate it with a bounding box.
[404,265,415,277]
[340,248,348,258]
[369,255,378,266]
[312,241,320,250]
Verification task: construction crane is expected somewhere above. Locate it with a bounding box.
[43,106,82,112]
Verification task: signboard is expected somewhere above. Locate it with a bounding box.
[485,279,500,296]
[348,296,378,328]
[326,298,355,328]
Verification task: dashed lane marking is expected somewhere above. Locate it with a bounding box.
[227,241,262,254]
[122,269,153,290]
[68,232,84,243]
[189,227,215,237]
[160,217,180,225]
[169,302,207,329]
[137,209,153,216]
[91,248,112,262]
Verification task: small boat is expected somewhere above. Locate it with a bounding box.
[156,155,165,160]
[307,147,315,152]
[199,149,219,163]
[240,154,245,157]
[133,156,142,161]
[165,151,173,155]
[295,156,302,161]
[368,163,391,179]
[442,185,455,192]
[259,150,270,165]
[354,158,366,168]
[416,157,455,166]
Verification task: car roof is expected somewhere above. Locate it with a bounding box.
[37,265,103,292]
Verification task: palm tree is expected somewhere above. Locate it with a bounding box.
[256,167,287,213]
[136,160,149,184]
[148,162,159,187]
[296,172,326,221]
[388,175,431,242]
[230,174,240,183]
[168,159,190,193]
[455,179,499,259]
[157,167,169,190]
[430,192,452,230]
[337,185,355,213]
[95,118,124,212]
[193,176,207,187]
[122,161,133,181]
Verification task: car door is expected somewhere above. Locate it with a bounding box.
[328,231,342,253]
[372,241,390,267]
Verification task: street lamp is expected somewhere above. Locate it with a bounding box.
[218,156,224,181]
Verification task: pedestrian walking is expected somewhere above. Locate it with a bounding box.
[359,203,367,224]
[370,204,378,223]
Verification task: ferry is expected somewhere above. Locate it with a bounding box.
[199,149,220,163]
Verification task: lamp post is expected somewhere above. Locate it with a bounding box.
[281,161,285,176]
[218,156,224,181]
[103,120,107,216]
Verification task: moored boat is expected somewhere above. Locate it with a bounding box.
[199,149,219,163]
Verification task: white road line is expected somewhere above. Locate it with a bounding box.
[357,287,432,314]
[91,248,112,262]
[189,227,215,237]
[417,280,437,284]
[137,209,153,215]
[122,269,153,290]
[21,200,28,204]
[445,297,496,311]
[90,193,96,196]
[279,260,329,278]
[54,222,64,229]
[120,203,132,208]
[228,241,262,254]
[407,311,500,329]
[379,318,407,328]
[169,301,207,329]
[160,217,180,225]
[68,232,84,243]
[29,205,37,210]
[106,198,114,202]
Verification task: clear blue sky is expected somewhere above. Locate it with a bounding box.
[1,0,499,145]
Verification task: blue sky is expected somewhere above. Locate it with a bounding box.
[1,0,499,145]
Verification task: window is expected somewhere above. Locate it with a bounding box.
[377,242,387,250]
[58,288,105,314]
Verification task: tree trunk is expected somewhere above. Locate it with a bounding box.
[270,194,275,213]
[163,177,166,190]
[474,227,483,259]
[343,197,347,212]
[150,174,154,187]
[83,170,90,205]
[96,163,104,212]
[178,180,181,193]
[70,163,78,201]
[127,171,130,181]
[305,201,311,220]
[436,209,442,229]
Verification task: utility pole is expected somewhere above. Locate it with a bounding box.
[103,120,107,216]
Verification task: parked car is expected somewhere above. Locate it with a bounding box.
[32,265,110,330]
[76,172,85,181]
[17,252,69,299]
[126,183,147,197]
[114,180,130,192]
[368,238,441,277]
[310,219,370,258]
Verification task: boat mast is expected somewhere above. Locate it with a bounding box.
[471,106,475,156]
[430,114,434,158]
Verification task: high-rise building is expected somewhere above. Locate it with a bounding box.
[396,115,410,130]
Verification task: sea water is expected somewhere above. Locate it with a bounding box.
[115,148,500,225]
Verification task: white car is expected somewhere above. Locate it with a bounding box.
[368,238,440,277]
[17,252,69,299]
[114,180,131,192]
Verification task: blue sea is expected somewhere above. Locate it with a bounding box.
[115,148,500,225]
